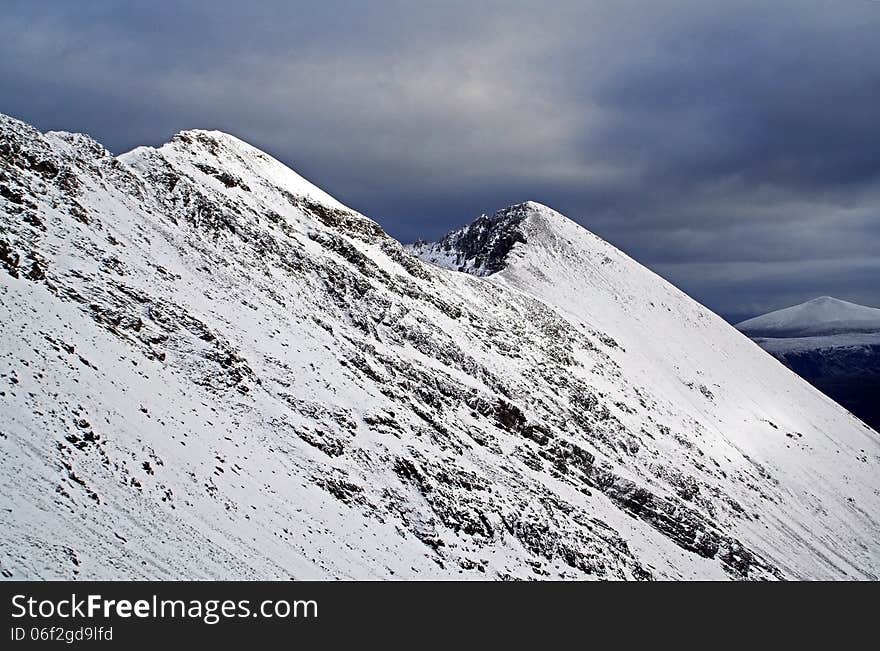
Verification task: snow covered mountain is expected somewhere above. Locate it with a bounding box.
[737,296,880,338]
[2,112,879,581]
[737,298,880,433]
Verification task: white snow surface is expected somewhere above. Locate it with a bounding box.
[2,114,879,580]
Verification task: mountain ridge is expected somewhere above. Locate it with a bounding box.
[121,127,354,212]
[2,112,879,580]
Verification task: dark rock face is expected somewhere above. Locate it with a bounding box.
[591,471,779,580]
[408,204,530,276]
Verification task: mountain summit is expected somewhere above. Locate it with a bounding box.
[407,201,540,276]
[2,113,879,580]
[737,296,880,338]
[121,128,351,213]
[407,201,609,277]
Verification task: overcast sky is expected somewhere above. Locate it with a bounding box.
[2,1,878,321]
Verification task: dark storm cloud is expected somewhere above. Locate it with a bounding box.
[1,0,879,320]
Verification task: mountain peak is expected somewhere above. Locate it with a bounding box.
[120,128,350,212]
[405,200,578,276]
[168,128,262,158]
[737,296,880,337]
[513,199,554,212]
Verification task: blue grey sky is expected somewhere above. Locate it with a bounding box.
[2,1,879,321]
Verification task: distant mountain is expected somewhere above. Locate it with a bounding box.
[737,298,880,431]
[737,296,880,338]
[2,112,879,580]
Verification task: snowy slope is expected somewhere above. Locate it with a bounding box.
[736,297,880,432]
[737,296,880,338]
[2,113,879,581]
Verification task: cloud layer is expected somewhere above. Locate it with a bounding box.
[2,0,878,319]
